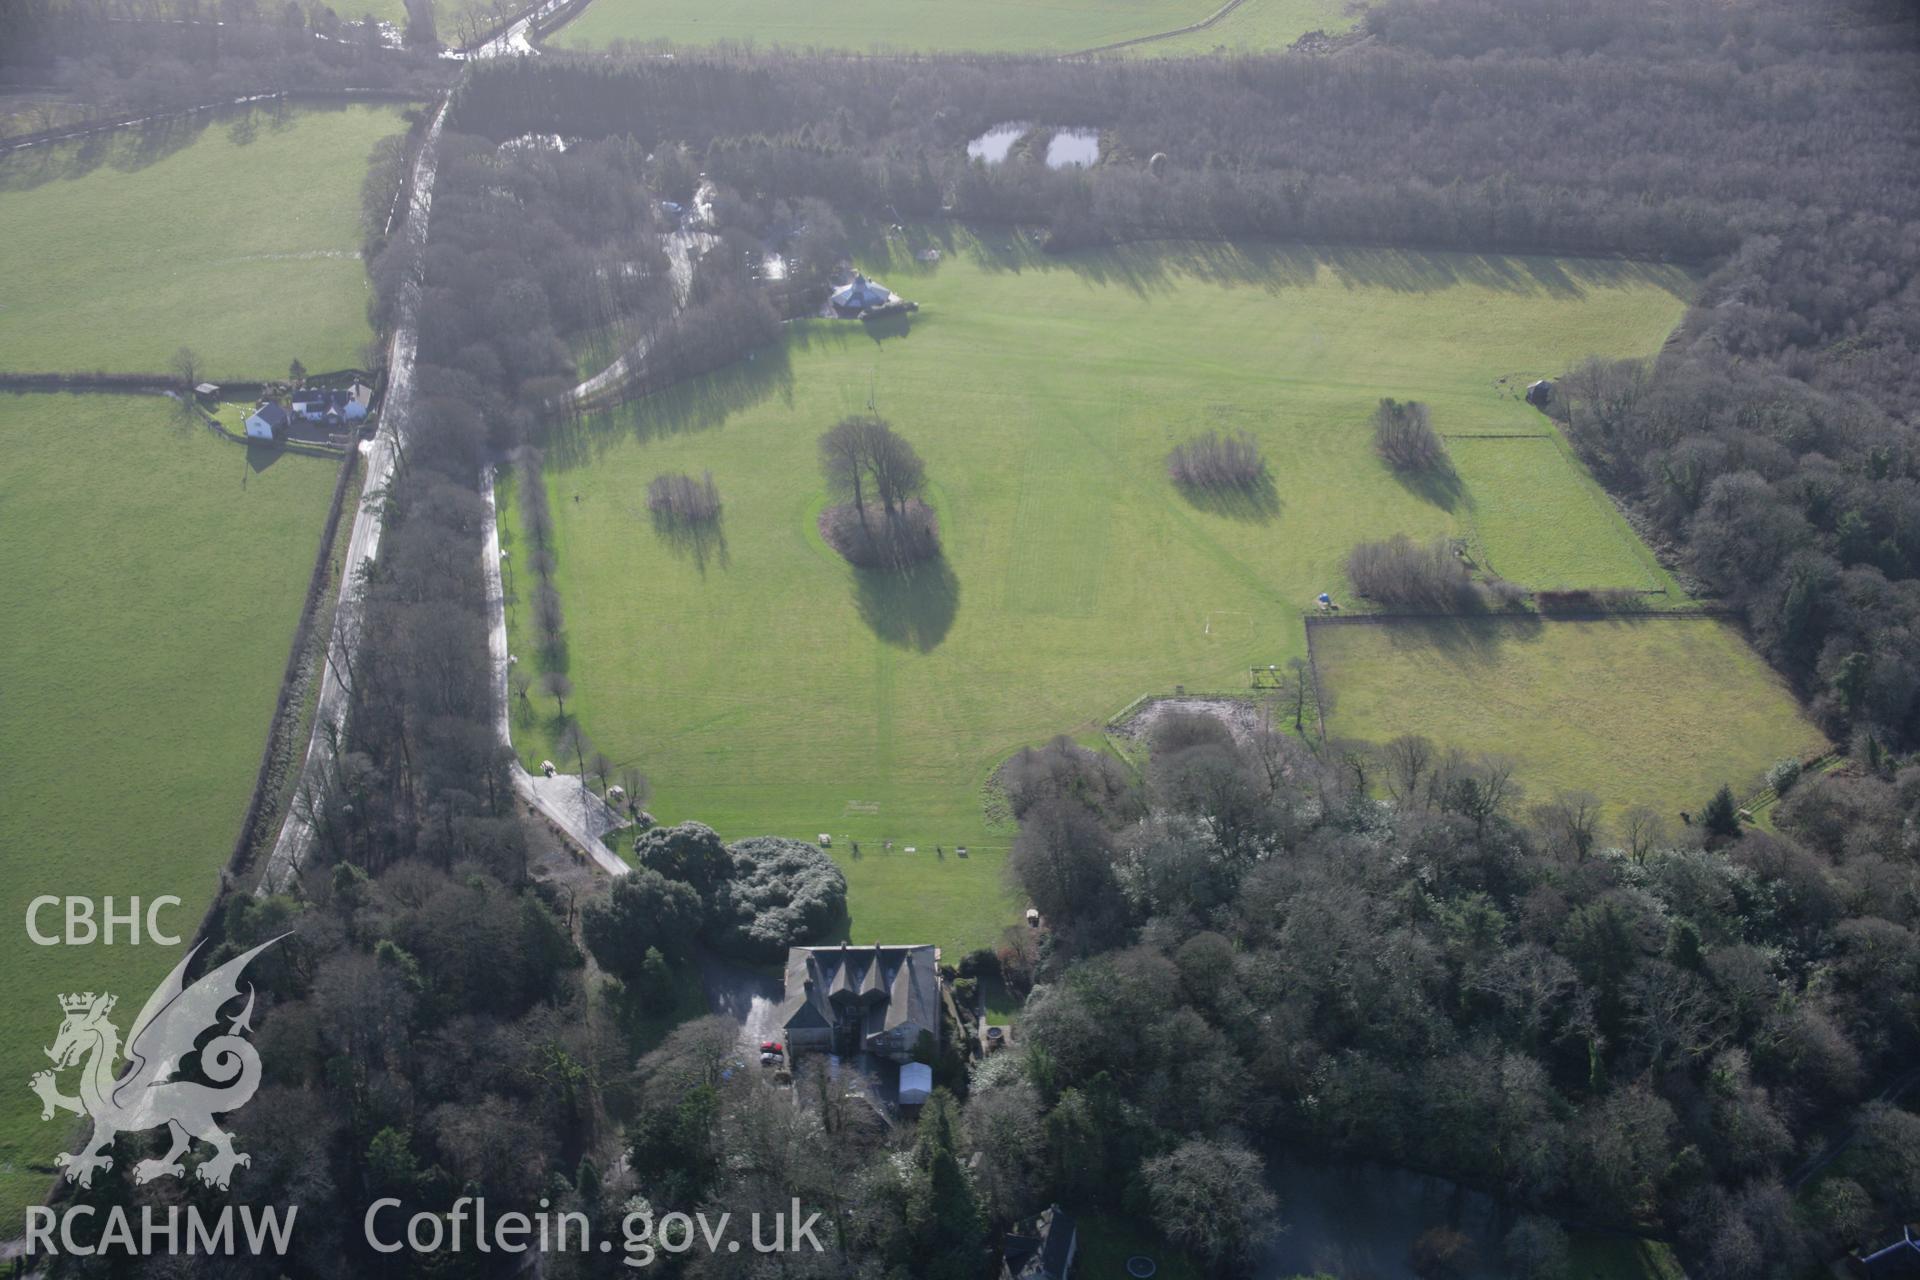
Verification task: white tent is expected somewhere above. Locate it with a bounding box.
[831,273,892,311]
[898,1061,932,1106]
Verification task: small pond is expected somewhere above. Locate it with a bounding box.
[1044,128,1100,169]
[966,122,1030,165]
[1255,1153,1516,1280]
[965,124,1101,169]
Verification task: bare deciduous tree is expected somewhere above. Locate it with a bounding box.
[1532,790,1604,862]
[170,346,200,391]
[1372,398,1448,472]
[819,415,877,527]
[1347,534,1484,611]
[818,415,938,566]
[1380,733,1437,808]
[540,671,573,720]
[1622,804,1667,863]
[1167,429,1267,492]
[616,766,652,815]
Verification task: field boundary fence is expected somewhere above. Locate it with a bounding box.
[1071,0,1253,56]
[1306,605,1734,626]
[190,440,360,956]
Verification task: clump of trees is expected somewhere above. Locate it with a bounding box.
[1347,533,1488,611]
[583,866,703,980]
[996,736,1144,825]
[710,836,849,960]
[1372,398,1447,472]
[818,414,941,567]
[606,821,848,964]
[1167,429,1268,493]
[646,470,722,526]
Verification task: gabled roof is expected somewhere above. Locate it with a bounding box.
[250,402,288,427]
[294,388,352,409]
[780,944,938,1044]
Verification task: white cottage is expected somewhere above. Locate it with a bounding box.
[245,401,289,441]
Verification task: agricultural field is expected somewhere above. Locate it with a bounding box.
[1311,616,1828,820]
[0,394,338,1232]
[502,228,1697,953]
[0,101,410,378]
[46,0,409,19]
[1116,0,1359,56]
[547,0,1351,55]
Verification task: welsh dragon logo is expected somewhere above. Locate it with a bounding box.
[28,937,285,1190]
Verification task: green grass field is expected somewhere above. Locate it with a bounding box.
[548,0,1349,54]
[0,102,410,378]
[501,229,1694,953]
[1115,0,1358,55]
[1450,434,1675,590]
[0,395,338,1233]
[46,0,411,27]
[1311,616,1828,821]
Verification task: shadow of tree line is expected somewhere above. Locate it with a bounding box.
[884,220,1691,305]
[0,99,308,194]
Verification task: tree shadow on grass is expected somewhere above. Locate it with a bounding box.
[852,554,960,652]
[539,339,796,470]
[1389,461,1466,513]
[922,223,1691,304]
[1174,473,1281,523]
[651,510,730,576]
[0,99,310,194]
[1373,610,1547,664]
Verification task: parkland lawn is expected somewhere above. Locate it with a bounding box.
[501,229,1709,953]
[0,395,337,1233]
[0,102,410,378]
[550,0,1353,54]
[1312,616,1827,819]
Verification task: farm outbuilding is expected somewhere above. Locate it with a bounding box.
[1526,378,1554,407]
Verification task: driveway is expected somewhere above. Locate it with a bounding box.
[480,465,629,878]
[696,948,785,1049]
[258,95,449,894]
